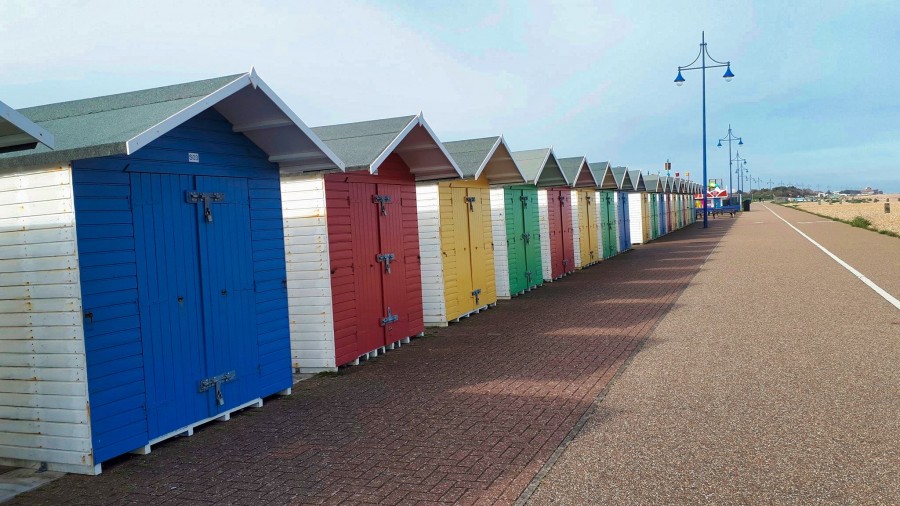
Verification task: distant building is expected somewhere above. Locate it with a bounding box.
[860,186,883,195]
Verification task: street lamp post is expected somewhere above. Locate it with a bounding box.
[675,31,735,228]
[733,150,747,198]
[717,125,743,206]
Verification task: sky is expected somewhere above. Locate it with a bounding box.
[1,0,898,192]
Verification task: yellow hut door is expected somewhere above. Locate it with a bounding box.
[449,186,475,318]
[465,186,493,311]
[578,190,594,265]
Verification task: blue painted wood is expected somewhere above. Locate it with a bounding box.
[74,108,291,463]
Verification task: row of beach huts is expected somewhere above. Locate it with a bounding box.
[0,71,699,474]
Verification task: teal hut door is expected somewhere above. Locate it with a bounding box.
[600,191,617,259]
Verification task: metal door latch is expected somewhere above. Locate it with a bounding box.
[186,192,225,223]
[559,195,567,203]
[377,253,395,274]
[585,195,592,203]
[562,258,569,267]
[521,232,530,244]
[373,195,393,215]
[525,271,533,284]
[381,307,399,326]
[472,288,482,305]
[519,195,529,207]
[465,196,476,212]
[199,370,236,406]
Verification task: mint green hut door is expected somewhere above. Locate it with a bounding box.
[505,186,543,295]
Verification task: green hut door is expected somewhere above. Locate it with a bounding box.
[505,187,542,295]
[600,191,617,259]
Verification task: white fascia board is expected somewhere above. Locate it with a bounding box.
[126,73,251,155]
[416,113,463,178]
[370,113,462,179]
[369,115,418,175]
[473,135,526,184]
[0,100,55,149]
[472,136,502,181]
[529,148,553,185]
[248,70,345,171]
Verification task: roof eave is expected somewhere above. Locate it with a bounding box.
[1,99,55,151]
[371,113,462,181]
[473,135,526,185]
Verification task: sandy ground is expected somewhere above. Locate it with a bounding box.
[786,194,900,235]
[528,206,899,505]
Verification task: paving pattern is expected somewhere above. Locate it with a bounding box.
[10,222,727,505]
[528,205,900,505]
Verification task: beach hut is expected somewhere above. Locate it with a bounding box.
[627,170,650,245]
[611,167,634,253]
[417,136,525,325]
[0,71,342,474]
[559,156,600,268]
[643,174,662,239]
[283,114,462,372]
[479,140,543,299]
[511,148,570,281]
[591,162,619,259]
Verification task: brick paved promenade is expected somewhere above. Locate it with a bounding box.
[11,222,728,505]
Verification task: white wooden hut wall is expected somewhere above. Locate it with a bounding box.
[489,188,511,299]
[537,189,552,282]
[415,183,447,327]
[0,164,96,474]
[280,172,337,373]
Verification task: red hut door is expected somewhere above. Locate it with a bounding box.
[558,190,574,274]
[376,183,409,345]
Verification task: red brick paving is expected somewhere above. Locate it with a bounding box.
[11,221,732,506]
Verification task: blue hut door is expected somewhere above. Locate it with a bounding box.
[132,172,258,440]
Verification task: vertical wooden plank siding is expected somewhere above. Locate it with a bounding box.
[628,193,644,245]
[0,164,95,474]
[570,190,582,269]
[416,183,447,325]
[490,188,510,299]
[537,189,552,282]
[281,173,336,373]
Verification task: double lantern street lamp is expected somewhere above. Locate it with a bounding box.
[674,31,735,228]
[717,126,743,206]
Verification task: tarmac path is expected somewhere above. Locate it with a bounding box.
[528,205,899,505]
[10,219,729,504]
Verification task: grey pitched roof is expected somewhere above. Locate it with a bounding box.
[628,170,646,191]
[0,71,343,172]
[611,166,634,190]
[443,136,524,184]
[589,161,618,189]
[312,114,461,180]
[511,148,567,187]
[1,99,54,153]
[312,116,416,170]
[643,174,662,192]
[557,156,597,188]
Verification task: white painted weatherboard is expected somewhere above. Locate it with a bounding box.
[0,164,96,475]
[570,190,582,268]
[489,188,510,299]
[594,191,603,256]
[280,173,337,373]
[628,193,644,244]
[537,189,552,282]
[416,183,447,326]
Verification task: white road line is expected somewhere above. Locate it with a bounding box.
[763,204,900,310]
